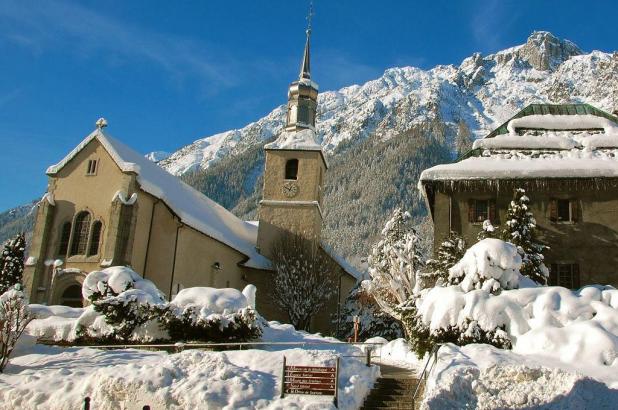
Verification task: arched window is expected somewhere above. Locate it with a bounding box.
[88,221,103,256]
[58,221,72,256]
[61,285,83,308]
[70,211,91,256]
[285,159,299,180]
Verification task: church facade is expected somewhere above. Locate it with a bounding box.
[23,28,359,333]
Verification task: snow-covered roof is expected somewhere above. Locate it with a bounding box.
[506,114,618,134]
[424,108,618,183]
[421,149,618,181]
[321,243,365,281]
[264,128,322,151]
[47,128,271,270]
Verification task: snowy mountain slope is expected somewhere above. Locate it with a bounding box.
[153,31,618,175]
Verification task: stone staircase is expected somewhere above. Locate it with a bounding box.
[360,364,423,410]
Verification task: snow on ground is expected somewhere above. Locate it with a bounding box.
[0,321,378,410]
[423,343,618,409]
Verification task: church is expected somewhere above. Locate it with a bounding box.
[22,26,359,333]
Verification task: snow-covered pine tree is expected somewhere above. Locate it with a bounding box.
[366,208,424,335]
[337,281,403,341]
[477,219,497,241]
[455,119,473,158]
[269,233,336,331]
[0,234,26,294]
[501,188,549,285]
[426,231,466,285]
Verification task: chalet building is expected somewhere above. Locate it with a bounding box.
[420,103,618,289]
[23,26,359,333]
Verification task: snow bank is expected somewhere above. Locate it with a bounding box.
[423,343,618,409]
[29,304,84,319]
[418,284,618,369]
[1,336,378,409]
[449,239,521,293]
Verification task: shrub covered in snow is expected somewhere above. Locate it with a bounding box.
[162,286,262,342]
[501,188,549,285]
[32,267,262,344]
[0,286,33,372]
[403,239,525,355]
[449,238,522,294]
[80,267,166,341]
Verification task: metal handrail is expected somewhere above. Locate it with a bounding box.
[50,340,386,350]
[412,343,442,405]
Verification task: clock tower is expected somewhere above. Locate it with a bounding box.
[257,21,327,259]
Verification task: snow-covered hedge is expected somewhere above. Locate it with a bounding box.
[162,286,262,342]
[406,239,546,355]
[30,267,263,344]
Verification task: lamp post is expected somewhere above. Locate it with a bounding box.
[335,272,346,339]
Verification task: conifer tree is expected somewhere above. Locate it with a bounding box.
[426,231,467,285]
[501,189,549,284]
[0,234,26,294]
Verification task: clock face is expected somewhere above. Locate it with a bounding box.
[282,181,299,198]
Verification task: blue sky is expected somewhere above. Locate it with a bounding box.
[0,0,616,210]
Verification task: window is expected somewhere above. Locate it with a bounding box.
[550,264,580,289]
[468,199,496,223]
[58,222,72,256]
[60,285,84,308]
[70,211,91,256]
[86,159,98,175]
[88,221,103,256]
[549,199,578,223]
[285,159,299,180]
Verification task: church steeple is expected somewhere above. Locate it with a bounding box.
[285,4,319,132]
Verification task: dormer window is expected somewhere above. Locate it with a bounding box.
[285,159,299,180]
[86,159,98,175]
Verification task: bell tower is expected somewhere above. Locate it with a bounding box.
[257,10,327,258]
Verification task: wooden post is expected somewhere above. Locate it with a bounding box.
[333,357,340,408]
[366,347,372,367]
[353,315,359,343]
[280,355,286,399]
[83,397,90,410]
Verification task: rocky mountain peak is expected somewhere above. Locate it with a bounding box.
[518,31,582,71]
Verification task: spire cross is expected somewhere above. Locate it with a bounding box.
[306,0,314,34]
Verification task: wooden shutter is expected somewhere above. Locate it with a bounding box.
[468,199,475,223]
[570,199,579,223]
[488,199,496,224]
[549,199,558,222]
[572,264,581,289]
[549,264,558,286]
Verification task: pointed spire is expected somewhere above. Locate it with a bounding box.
[299,1,313,80]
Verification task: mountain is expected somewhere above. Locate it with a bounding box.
[157,31,617,176]
[3,32,617,262]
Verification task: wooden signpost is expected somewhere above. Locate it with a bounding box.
[280,356,340,407]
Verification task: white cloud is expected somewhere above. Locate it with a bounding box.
[0,1,239,90]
